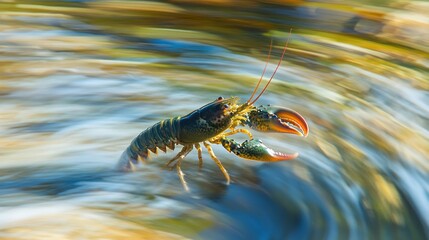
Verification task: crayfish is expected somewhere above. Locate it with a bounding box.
[118,34,309,191]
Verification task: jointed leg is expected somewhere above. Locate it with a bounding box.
[203,141,231,185]
[194,143,203,170]
[165,145,192,168]
[227,128,253,139]
[165,145,193,192]
[210,128,253,144]
[176,153,189,192]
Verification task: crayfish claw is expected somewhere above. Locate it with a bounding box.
[248,106,309,137]
[222,138,298,162]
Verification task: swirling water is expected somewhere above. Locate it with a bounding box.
[0,1,428,239]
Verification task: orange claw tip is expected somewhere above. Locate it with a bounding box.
[269,151,299,161]
[272,108,309,137]
[260,149,299,162]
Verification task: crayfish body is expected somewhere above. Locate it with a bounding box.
[118,33,309,191]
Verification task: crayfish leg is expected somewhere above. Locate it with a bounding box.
[194,143,203,170]
[227,128,253,140]
[176,156,189,192]
[164,145,193,192]
[165,145,192,168]
[210,128,253,144]
[203,142,231,185]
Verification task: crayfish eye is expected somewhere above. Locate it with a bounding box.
[217,96,224,101]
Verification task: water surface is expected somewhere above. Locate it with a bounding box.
[0,0,428,239]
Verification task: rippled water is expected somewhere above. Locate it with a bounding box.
[0,0,428,239]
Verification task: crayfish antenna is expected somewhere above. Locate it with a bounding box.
[249,29,292,106]
[247,39,272,104]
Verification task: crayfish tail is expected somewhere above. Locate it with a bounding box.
[117,150,137,172]
[117,146,150,171]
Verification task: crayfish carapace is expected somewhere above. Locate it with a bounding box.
[118,33,309,192]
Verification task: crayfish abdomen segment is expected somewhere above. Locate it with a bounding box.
[117,117,181,171]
